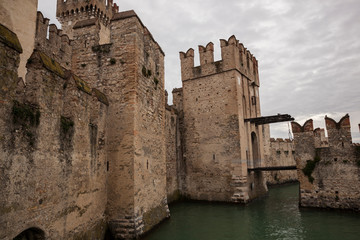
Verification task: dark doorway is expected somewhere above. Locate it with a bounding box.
[251,132,260,168]
[13,228,45,240]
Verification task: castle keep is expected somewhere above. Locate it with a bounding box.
[172,37,269,203]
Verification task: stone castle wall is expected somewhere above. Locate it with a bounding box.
[266,139,297,185]
[165,88,186,203]
[1,0,169,238]
[292,115,360,211]
[0,24,109,239]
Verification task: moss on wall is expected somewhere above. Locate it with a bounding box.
[72,74,92,95]
[38,52,65,78]
[92,88,109,106]
[0,23,22,53]
[302,156,320,183]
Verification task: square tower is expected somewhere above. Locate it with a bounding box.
[179,36,267,203]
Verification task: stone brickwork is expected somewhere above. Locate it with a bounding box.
[0,24,109,239]
[264,138,297,185]
[1,0,169,239]
[179,36,267,203]
[61,3,169,239]
[292,115,360,211]
[165,88,187,203]
[165,103,180,202]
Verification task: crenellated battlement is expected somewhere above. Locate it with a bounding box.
[180,35,259,83]
[35,12,72,69]
[292,114,352,148]
[325,114,352,147]
[270,138,293,143]
[291,119,314,133]
[325,114,351,130]
[56,0,118,26]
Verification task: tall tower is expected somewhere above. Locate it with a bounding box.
[56,0,118,38]
[179,35,267,203]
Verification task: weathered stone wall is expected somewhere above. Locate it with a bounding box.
[292,115,360,211]
[0,0,38,80]
[133,17,169,235]
[0,26,109,239]
[66,10,169,238]
[266,138,297,185]
[179,36,267,203]
[165,104,182,203]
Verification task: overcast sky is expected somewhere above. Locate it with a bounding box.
[38,0,360,141]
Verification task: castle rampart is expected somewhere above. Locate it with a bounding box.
[1,0,169,237]
[0,23,110,239]
[292,114,360,211]
[35,12,72,69]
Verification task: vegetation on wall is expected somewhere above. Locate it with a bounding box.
[302,156,320,183]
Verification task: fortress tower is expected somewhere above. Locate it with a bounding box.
[56,0,119,39]
[178,36,268,203]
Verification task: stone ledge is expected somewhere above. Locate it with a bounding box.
[0,23,23,53]
[38,52,65,78]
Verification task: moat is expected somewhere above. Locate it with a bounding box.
[143,184,360,240]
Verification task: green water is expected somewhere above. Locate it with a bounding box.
[143,184,360,240]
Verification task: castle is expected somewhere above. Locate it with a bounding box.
[292,115,360,211]
[0,0,298,239]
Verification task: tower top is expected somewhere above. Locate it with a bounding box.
[56,0,119,30]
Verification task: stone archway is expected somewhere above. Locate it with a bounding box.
[251,132,260,168]
[13,228,45,240]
